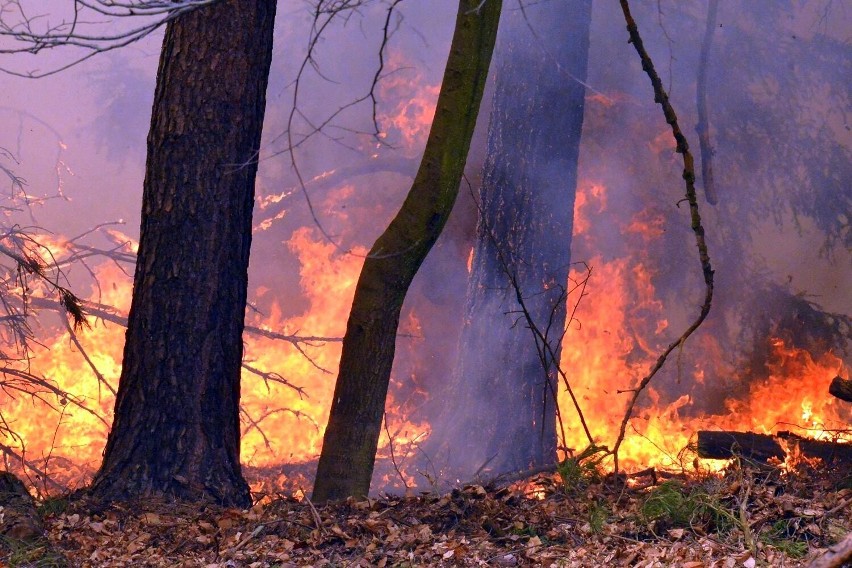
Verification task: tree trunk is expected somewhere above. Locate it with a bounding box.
[311,0,502,503]
[427,0,592,477]
[89,0,276,507]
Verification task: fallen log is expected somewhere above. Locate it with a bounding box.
[697,431,852,465]
[696,431,785,461]
[777,432,852,464]
[828,376,852,404]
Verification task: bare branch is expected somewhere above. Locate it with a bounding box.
[0,0,222,77]
[611,0,715,473]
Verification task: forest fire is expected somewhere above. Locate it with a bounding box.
[0,1,848,509]
[1,173,847,496]
[0,2,849,566]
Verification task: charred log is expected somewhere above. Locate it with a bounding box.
[696,431,785,462]
[777,432,852,464]
[697,430,852,465]
[829,376,852,404]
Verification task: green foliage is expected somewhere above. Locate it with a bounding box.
[556,448,605,493]
[0,535,67,568]
[36,497,68,519]
[641,481,734,532]
[760,520,809,559]
[588,500,609,534]
[510,523,539,538]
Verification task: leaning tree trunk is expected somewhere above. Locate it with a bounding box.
[89,0,276,507]
[427,0,593,477]
[312,0,502,503]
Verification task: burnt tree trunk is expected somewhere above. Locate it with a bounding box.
[427,0,592,477]
[89,0,276,507]
[311,0,502,503]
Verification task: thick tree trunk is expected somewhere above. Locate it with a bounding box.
[89,0,276,507]
[311,0,502,503]
[427,0,592,477]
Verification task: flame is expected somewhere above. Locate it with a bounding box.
[573,181,607,236]
[2,173,846,492]
[624,208,665,241]
[0,227,434,489]
[717,340,847,438]
[1,68,847,494]
[378,53,440,151]
[553,181,850,473]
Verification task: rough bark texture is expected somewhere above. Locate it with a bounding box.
[427,0,592,477]
[89,0,276,507]
[311,0,502,503]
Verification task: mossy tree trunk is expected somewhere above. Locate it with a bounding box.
[311,0,502,503]
[427,0,593,477]
[89,0,277,507]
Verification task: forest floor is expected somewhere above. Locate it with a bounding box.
[2,460,851,567]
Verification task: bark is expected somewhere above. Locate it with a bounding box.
[311,0,502,503]
[426,0,593,477]
[89,0,276,507]
[828,376,852,403]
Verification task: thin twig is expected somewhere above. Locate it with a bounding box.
[0,441,66,492]
[466,181,595,452]
[611,0,715,473]
[301,490,324,532]
[383,412,409,492]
